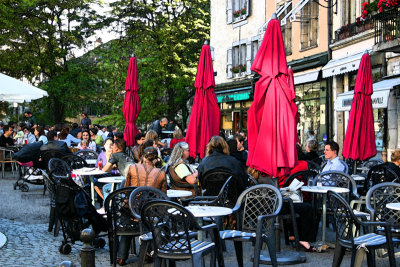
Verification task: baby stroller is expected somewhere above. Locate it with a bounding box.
[51,158,107,254]
[13,143,66,192]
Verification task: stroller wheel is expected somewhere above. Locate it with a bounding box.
[59,243,72,255]
[20,184,29,192]
[93,237,106,248]
[13,184,18,190]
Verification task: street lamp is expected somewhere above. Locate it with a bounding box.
[13,102,19,123]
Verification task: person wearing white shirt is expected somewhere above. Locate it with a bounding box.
[34,126,48,145]
[322,141,345,172]
[23,127,36,144]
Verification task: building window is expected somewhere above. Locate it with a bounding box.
[227,38,258,78]
[279,2,292,55]
[300,1,319,49]
[341,0,356,25]
[251,40,259,61]
[232,0,249,22]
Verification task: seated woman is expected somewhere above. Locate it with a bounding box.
[34,126,48,145]
[250,161,317,252]
[90,128,104,147]
[169,129,185,149]
[197,136,248,197]
[300,140,322,166]
[138,139,164,168]
[77,129,97,151]
[167,142,198,195]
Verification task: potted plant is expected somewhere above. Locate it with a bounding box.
[231,66,240,73]
[241,7,247,16]
[233,10,241,18]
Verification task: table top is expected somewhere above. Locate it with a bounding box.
[167,189,193,198]
[98,176,125,184]
[357,167,370,172]
[73,167,105,176]
[186,205,233,217]
[351,175,366,181]
[301,186,350,194]
[386,203,400,211]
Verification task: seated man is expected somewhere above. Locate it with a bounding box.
[321,141,345,172]
[40,130,71,154]
[0,125,14,147]
[102,138,134,178]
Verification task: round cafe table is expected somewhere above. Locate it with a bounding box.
[386,203,400,211]
[186,205,232,218]
[73,167,106,206]
[98,176,125,193]
[301,186,349,247]
[351,174,366,181]
[167,189,192,198]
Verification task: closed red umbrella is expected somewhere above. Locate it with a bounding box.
[123,57,141,147]
[287,67,300,144]
[342,52,376,160]
[185,43,220,159]
[247,18,297,177]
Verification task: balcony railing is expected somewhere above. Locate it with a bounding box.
[333,18,374,43]
[374,7,400,45]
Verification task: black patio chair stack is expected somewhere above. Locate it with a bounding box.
[219,184,282,267]
[128,187,170,265]
[327,190,396,267]
[104,186,139,267]
[141,199,218,267]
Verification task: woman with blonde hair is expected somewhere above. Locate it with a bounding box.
[167,142,198,194]
[169,129,185,148]
[197,136,248,195]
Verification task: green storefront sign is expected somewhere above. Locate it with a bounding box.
[217,92,250,103]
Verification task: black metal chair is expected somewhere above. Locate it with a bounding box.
[219,184,282,267]
[188,176,233,207]
[366,182,400,237]
[363,163,399,195]
[129,187,170,266]
[141,199,218,267]
[306,160,322,173]
[327,190,396,267]
[314,171,359,201]
[201,170,243,205]
[104,186,139,266]
[73,150,99,160]
[46,158,71,235]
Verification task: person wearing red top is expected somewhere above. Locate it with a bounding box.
[169,129,185,149]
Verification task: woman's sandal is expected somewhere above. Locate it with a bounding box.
[299,242,317,253]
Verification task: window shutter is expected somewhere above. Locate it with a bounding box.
[227,48,233,78]
[226,0,233,24]
[246,42,252,75]
[246,0,250,17]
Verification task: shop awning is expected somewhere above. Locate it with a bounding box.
[335,77,400,111]
[293,67,321,85]
[216,86,252,103]
[322,50,371,78]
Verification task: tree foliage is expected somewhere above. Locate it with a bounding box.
[0,0,105,123]
[109,0,210,128]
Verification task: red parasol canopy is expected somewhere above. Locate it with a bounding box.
[123,57,141,147]
[287,67,300,144]
[247,18,297,177]
[185,43,220,159]
[342,52,376,160]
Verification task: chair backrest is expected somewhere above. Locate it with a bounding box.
[306,160,322,173]
[361,159,384,169]
[61,154,88,169]
[73,150,99,160]
[129,186,169,220]
[202,171,236,196]
[339,159,349,174]
[314,171,359,199]
[47,158,71,181]
[364,163,399,194]
[104,186,138,234]
[141,199,202,257]
[247,174,258,187]
[283,170,318,188]
[40,150,67,169]
[365,182,400,227]
[235,184,282,234]
[327,190,357,246]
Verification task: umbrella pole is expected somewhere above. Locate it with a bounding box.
[257,177,306,265]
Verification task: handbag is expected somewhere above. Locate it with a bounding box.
[280,178,304,203]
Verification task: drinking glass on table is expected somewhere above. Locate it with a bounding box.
[97,161,103,170]
[308,179,313,188]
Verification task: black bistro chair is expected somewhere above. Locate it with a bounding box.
[219,184,282,267]
[104,186,138,266]
[141,200,218,267]
[327,190,396,267]
[363,163,399,195]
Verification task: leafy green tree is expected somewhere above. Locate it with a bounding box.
[0,0,105,123]
[109,0,210,128]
